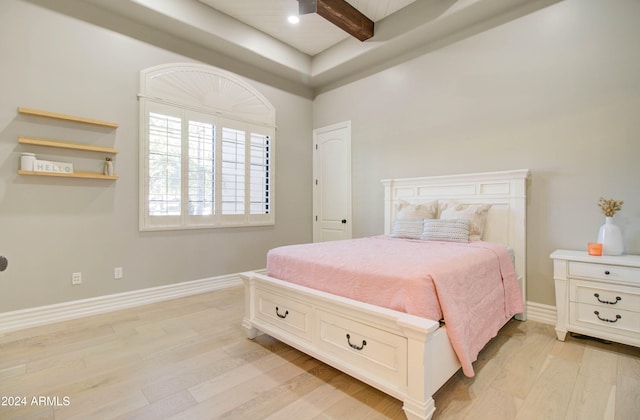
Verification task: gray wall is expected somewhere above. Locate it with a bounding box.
[313,0,640,306]
[0,0,313,312]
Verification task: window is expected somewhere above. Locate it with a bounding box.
[139,63,275,230]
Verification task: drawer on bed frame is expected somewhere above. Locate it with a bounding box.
[254,288,313,341]
[316,310,408,386]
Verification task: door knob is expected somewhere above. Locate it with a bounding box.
[0,256,7,272]
[341,219,347,224]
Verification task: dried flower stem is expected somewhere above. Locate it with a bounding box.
[598,197,623,217]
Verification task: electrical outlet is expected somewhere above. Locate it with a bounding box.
[114,267,123,279]
[72,272,82,285]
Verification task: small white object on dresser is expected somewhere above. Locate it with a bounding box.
[551,249,640,347]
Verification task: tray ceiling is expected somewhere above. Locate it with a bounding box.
[25,0,562,96]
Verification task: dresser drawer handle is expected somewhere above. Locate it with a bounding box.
[594,293,622,305]
[275,307,289,319]
[594,311,622,323]
[346,334,367,351]
[604,270,611,275]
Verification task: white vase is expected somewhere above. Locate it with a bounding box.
[597,217,624,255]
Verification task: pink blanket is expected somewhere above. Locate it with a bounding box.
[266,236,524,377]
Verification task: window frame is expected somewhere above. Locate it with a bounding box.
[138,64,275,232]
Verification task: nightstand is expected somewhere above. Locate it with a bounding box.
[551,250,640,347]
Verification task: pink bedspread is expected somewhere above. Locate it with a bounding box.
[266,236,524,377]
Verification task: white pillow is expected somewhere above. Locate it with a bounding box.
[438,201,492,241]
[421,219,471,243]
[395,200,438,221]
[390,220,424,239]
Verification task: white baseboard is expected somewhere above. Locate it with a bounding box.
[1,272,556,335]
[0,269,266,335]
[526,301,557,325]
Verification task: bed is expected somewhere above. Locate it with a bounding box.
[241,169,529,420]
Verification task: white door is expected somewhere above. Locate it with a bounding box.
[313,121,352,242]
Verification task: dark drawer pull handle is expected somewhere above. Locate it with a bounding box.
[594,311,621,323]
[275,307,289,319]
[594,293,621,305]
[346,334,366,350]
[604,270,611,275]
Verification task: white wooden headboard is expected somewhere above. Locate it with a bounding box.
[381,169,530,317]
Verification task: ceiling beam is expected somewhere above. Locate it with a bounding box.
[299,0,374,42]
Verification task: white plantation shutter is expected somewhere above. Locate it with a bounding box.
[221,127,245,215]
[188,120,215,216]
[141,101,274,230]
[250,133,270,215]
[148,112,181,216]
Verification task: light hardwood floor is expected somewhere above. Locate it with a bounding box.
[1,286,638,420]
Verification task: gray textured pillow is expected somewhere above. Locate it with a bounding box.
[421,218,471,242]
[390,220,424,239]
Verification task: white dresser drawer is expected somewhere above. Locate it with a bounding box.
[569,302,640,337]
[569,261,640,284]
[570,280,640,313]
[552,250,640,347]
[317,310,407,385]
[255,289,313,341]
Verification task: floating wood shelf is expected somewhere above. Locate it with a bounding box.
[18,170,118,180]
[18,106,119,128]
[19,137,118,154]
[18,106,119,182]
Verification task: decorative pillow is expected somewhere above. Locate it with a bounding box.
[438,201,492,241]
[390,220,424,239]
[421,218,471,242]
[395,200,438,221]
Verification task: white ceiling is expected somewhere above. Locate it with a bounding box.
[27,0,561,96]
[197,0,416,56]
